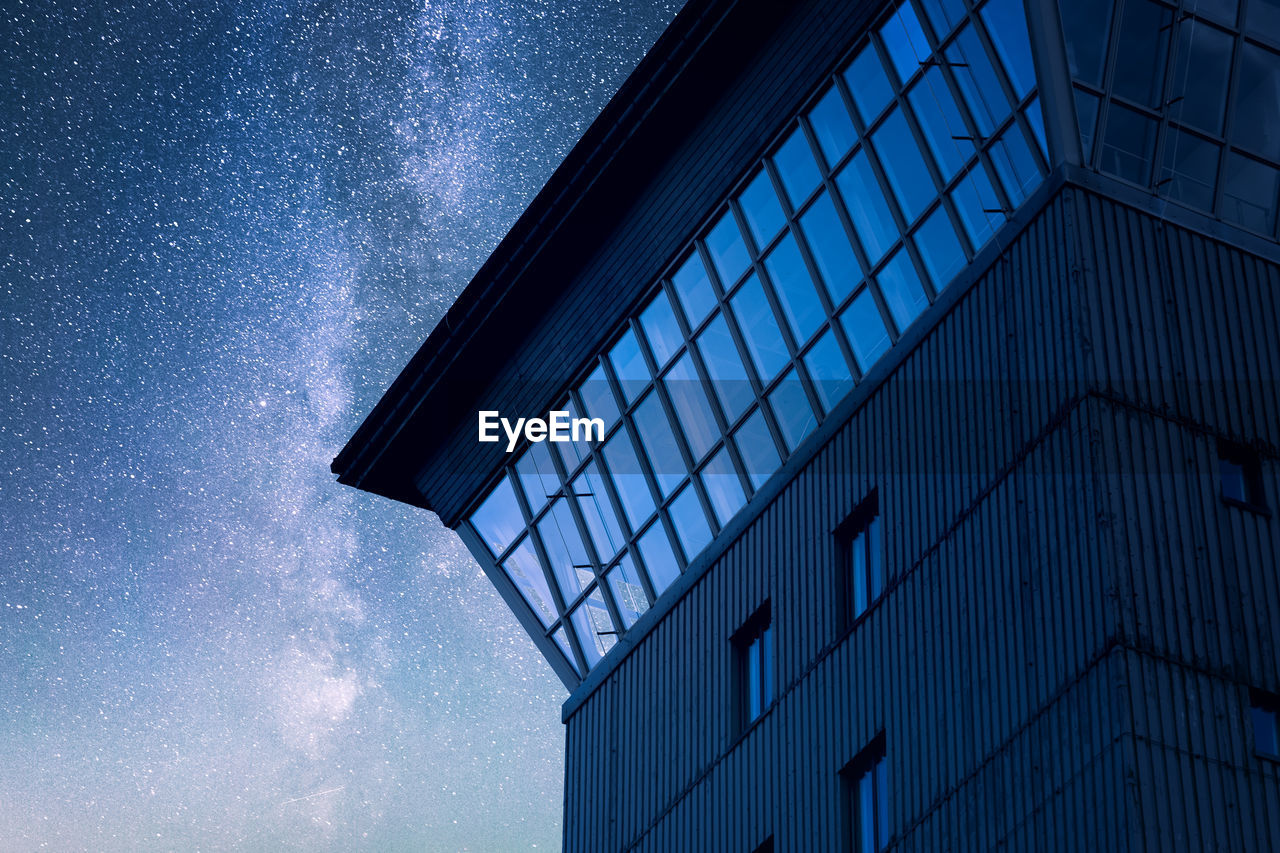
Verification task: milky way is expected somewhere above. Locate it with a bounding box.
[1,1,680,849]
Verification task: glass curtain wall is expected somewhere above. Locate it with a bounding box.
[468,0,1049,677]
[1061,0,1280,237]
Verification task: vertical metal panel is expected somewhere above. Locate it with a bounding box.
[559,184,1279,852]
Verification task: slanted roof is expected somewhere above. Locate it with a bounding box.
[332,0,788,514]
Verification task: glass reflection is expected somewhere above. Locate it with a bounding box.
[669,484,713,561]
[664,352,721,460]
[607,555,649,628]
[731,274,791,382]
[538,498,593,602]
[841,288,892,372]
[697,313,754,422]
[701,445,747,526]
[738,169,787,248]
[768,370,817,451]
[638,522,681,594]
[503,537,557,627]
[800,192,861,302]
[633,390,686,497]
[764,232,827,344]
[733,408,781,491]
[472,474,524,557]
[804,329,854,413]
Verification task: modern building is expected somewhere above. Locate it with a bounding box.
[333,0,1280,849]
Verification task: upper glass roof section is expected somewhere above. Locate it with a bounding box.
[1061,0,1280,238]
[466,0,1049,679]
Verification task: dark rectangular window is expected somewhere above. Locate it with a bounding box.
[733,602,775,728]
[1252,689,1280,760]
[837,491,883,628]
[1218,440,1267,510]
[842,734,889,853]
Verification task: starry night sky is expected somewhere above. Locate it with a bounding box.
[1,1,680,849]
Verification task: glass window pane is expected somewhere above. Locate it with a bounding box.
[733,408,782,491]
[640,289,684,369]
[907,68,973,182]
[697,313,755,422]
[671,250,718,329]
[731,274,791,382]
[638,521,682,594]
[538,498,593,602]
[774,125,824,208]
[988,123,1042,206]
[705,208,752,288]
[669,484,713,560]
[700,445,747,527]
[633,391,686,498]
[579,363,620,432]
[768,370,817,452]
[877,247,929,331]
[981,0,1036,98]
[552,627,578,674]
[503,537,558,627]
[947,24,1012,136]
[664,352,720,461]
[1112,0,1172,108]
[919,0,966,39]
[602,429,656,531]
[738,169,787,249]
[569,587,613,668]
[840,288,893,372]
[835,152,899,265]
[804,329,854,413]
[1074,87,1101,164]
[1159,129,1220,212]
[515,442,559,516]
[555,398,590,471]
[764,232,827,344]
[1171,20,1233,135]
[809,85,858,168]
[1099,102,1158,186]
[1234,43,1280,162]
[800,191,862,302]
[609,328,649,404]
[1246,0,1280,35]
[1060,0,1114,87]
[472,474,524,557]
[879,1,930,85]
[1221,152,1280,235]
[607,555,649,629]
[874,106,937,223]
[574,461,625,563]
[951,163,1005,247]
[844,43,895,125]
[913,205,966,290]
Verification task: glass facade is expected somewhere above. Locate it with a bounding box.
[467,0,1050,677]
[1061,0,1280,237]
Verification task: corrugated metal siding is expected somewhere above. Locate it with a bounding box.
[418,0,885,526]
[561,188,1280,852]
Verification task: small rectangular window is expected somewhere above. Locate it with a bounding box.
[836,491,884,628]
[1218,440,1267,511]
[842,734,889,853]
[733,602,775,728]
[1250,689,1280,760]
